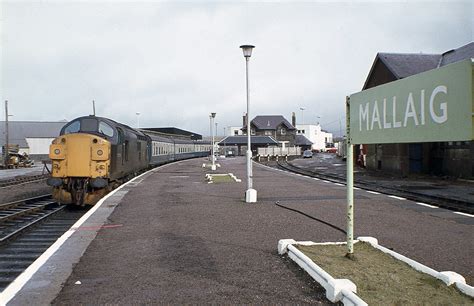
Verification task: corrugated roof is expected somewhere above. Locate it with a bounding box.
[0,121,67,148]
[295,135,313,146]
[218,136,279,145]
[243,115,295,131]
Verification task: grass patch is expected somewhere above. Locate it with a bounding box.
[209,174,235,183]
[297,242,474,305]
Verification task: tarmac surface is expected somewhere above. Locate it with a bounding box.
[7,156,474,304]
[290,153,474,208]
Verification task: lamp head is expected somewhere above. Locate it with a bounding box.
[240,45,255,58]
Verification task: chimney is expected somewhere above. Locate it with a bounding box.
[291,112,296,127]
[243,112,247,127]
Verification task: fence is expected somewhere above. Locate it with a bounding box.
[257,146,301,156]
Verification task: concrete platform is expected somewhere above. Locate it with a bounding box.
[6,157,474,304]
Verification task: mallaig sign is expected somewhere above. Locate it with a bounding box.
[349,59,473,144]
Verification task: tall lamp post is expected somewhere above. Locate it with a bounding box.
[223,127,227,157]
[136,112,141,128]
[240,44,257,203]
[4,100,10,168]
[210,112,216,170]
[215,121,218,157]
[300,107,305,124]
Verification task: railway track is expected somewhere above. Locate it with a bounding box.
[275,160,474,215]
[0,195,86,291]
[0,174,49,188]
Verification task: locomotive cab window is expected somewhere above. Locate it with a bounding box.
[64,120,80,134]
[99,122,114,137]
[82,118,98,132]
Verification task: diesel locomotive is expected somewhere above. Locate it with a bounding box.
[47,115,211,206]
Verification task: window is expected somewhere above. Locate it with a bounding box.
[251,128,256,135]
[82,118,98,132]
[265,130,272,136]
[234,130,239,135]
[280,128,286,135]
[64,120,80,134]
[117,128,124,143]
[124,141,129,161]
[138,142,141,160]
[99,122,114,137]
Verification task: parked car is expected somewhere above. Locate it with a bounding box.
[303,150,313,158]
[326,147,337,153]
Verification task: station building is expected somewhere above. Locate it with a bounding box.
[219,114,313,156]
[0,121,68,161]
[241,115,298,148]
[360,41,474,178]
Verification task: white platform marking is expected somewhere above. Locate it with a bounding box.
[388,195,406,200]
[453,211,474,218]
[415,202,438,209]
[366,190,381,195]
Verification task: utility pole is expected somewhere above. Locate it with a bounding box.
[4,100,9,168]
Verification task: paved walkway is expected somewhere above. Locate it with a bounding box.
[9,157,474,304]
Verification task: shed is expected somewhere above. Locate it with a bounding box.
[0,121,68,160]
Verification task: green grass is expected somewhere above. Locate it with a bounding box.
[209,174,235,183]
[297,242,474,305]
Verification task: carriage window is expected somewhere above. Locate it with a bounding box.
[99,122,114,137]
[64,121,80,134]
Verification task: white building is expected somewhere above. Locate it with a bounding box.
[226,126,243,136]
[295,124,333,151]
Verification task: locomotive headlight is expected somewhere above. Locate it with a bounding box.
[54,149,61,155]
[97,150,103,156]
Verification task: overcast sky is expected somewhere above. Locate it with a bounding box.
[1,1,472,137]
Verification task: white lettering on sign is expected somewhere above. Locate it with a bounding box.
[358,86,448,131]
[430,85,448,124]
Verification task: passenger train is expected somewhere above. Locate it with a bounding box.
[47,115,211,206]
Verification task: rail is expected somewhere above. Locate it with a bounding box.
[0,174,49,188]
[274,160,474,215]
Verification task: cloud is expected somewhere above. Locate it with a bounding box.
[1,1,472,137]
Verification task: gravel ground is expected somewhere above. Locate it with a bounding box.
[0,180,51,204]
[0,165,50,203]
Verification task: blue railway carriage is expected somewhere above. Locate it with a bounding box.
[48,115,211,206]
[148,132,211,166]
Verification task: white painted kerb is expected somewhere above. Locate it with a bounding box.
[279,239,366,305]
[279,237,474,305]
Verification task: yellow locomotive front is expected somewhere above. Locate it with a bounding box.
[48,133,111,205]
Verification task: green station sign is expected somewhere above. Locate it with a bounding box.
[349,59,474,144]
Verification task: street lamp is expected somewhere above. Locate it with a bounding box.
[223,127,227,157]
[240,44,257,203]
[300,107,305,124]
[210,112,216,170]
[4,100,13,168]
[136,112,141,128]
[215,121,218,157]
